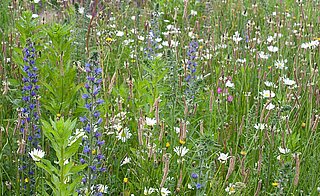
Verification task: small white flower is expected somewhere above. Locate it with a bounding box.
[174,146,189,157]
[260,90,275,98]
[278,147,290,154]
[29,148,45,161]
[275,59,288,70]
[116,127,132,142]
[32,14,39,18]
[254,123,266,130]
[145,117,157,126]
[116,31,124,37]
[120,157,131,166]
[34,0,40,3]
[112,123,122,131]
[264,81,276,88]
[301,40,319,49]
[188,31,195,38]
[236,58,246,64]
[138,36,145,41]
[79,7,85,14]
[96,184,108,193]
[225,183,236,194]
[283,78,296,86]
[267,45,278,53]
[265,102,275,110]
[187,184,194,190]
[225,80,234,88]
[166,24,174,30]
[144,187,156,195]
[277,155,281,161]
[131,16,136,20]
[174,127,180,134]
[160,187,171,196]
[190,10,197,16]
[171,40,179,47]
[258,51,270,59]
[232,31,243,44]
[218,152,229,163]
[162,41,169,47]
[155,37,162,42]
[267,36,274,43]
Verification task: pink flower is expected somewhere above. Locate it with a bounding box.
[217,87,223,94]
[227,95,233,102]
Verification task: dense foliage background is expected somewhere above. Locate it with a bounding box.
[0,0,320,195]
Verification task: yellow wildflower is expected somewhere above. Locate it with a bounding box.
[240,151,247,156]
[179,139,186,145]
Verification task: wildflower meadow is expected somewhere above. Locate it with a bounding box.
[1,0,320,195]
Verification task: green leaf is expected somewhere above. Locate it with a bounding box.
[64,137,82,160]
[69,164,87,174]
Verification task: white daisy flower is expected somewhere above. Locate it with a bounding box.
[225,80,235,88]
[275,59,288,70]
[225,183,236,195]
[78,7,85,14]
[258,51,270,59]
[232,31,243,44]
[218,152,229,163]
[260,90,275,98]
[265,102,276,110]
[160,187,171,196]
[29,148,45,161]
[278,147,290,154]
[116,31,124,37]
[145,117,157,127]
[116,127,132,142]
[267,45,278,53]
[174,146,189,157]
[32,14,39,18]
[254,123,266,130]
[190,10,197,16]
[283,78,296,86]
[144,187,156,195]
[120,157,131,166]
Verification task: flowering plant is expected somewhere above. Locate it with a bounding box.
[36,118,87,195]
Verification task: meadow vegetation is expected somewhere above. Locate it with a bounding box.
[0,0,320,195]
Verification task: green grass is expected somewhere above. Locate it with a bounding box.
[0,0,320,195]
